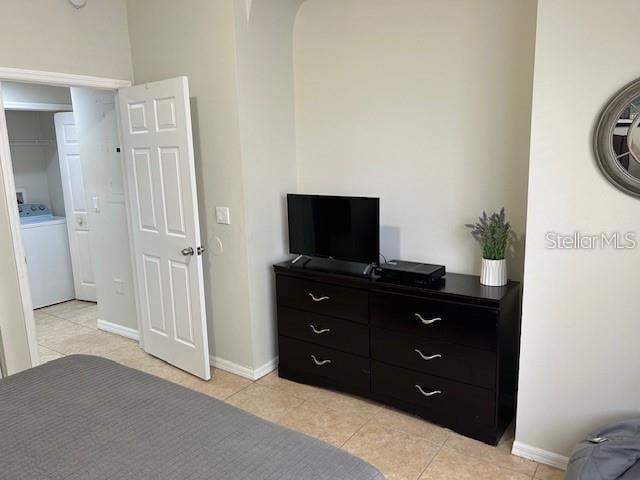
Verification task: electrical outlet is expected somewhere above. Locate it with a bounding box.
[113,278,124,295]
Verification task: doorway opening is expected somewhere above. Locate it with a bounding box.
[4,81,137,365]
[0,71,211,380]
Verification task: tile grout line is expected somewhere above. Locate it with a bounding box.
[415,428,454,479]
[222,382,254,401]
[339,415,368,449]
[270,398,309,428]
[256,380,453,455]
[39,344,66,357]
[226,382,375,450]
[268,397,307,424]
[293,390,384,427]
[361,405,451,450]
[58,302,133,352]
[246,382,308,403]
[37,323,130,359]
[376,418,449,449]
[37,342,67,365]
[37,341,68,356]
[340,412,449,479]
[416,440,446,479]
[34,315,98,338]
[38,305,96,322]
[441,436,538,478]
[532,463,541,479]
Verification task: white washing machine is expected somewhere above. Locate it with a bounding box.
[19,203,75,309]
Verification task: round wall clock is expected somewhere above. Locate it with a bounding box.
[594,77,640,198]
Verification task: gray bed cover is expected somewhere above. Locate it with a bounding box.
[0,355,383,480]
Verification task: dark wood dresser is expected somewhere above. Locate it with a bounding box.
[274,261,521,445]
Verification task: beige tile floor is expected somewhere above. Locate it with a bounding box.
[35,300,565,480]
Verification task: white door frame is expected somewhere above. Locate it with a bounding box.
[0,67,134,369]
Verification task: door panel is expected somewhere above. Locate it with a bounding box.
[168,260,194,345]
[54,112,97,302]
[132,149,158,231]
[76,230,95,286]
[159,148,186,236]
[143,254,167,335]
[117,77,210,380]
[67,154,86,211]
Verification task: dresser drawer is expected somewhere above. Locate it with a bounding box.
[279,337,370,393]
[372,361,496,427]
[371,327,496,389]
[277,275,368,323]
[370,293,497,350]
[278,306,369,357]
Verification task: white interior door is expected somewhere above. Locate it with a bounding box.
[54,112,97,302]
[117,77,210,380]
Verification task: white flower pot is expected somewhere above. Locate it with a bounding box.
[480,258,507,286]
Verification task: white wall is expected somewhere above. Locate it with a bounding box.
[70,87,137,331]
[0,0,132,80]
[127,0,255,369]
[294,0,536,280]
[234,0,303,369]
[127,0,303,374]
[7,111,65,216]
[0,0,133,373]
[515,0,640,461]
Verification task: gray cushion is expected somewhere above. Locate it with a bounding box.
[566,418,640,480]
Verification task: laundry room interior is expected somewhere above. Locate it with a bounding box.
[2,81,138,360]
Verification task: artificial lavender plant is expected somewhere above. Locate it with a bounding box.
[466,208,511,260]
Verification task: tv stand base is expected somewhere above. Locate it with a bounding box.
[290,256,374,278]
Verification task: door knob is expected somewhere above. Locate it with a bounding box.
[181,246,195,256]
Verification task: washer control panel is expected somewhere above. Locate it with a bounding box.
[19,203,51,218]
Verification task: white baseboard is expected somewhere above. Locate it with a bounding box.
[512,441,569,471]
[97,319,140,342]
[209,355,278,381]
[253,357,279,379]
[94,320,277,381]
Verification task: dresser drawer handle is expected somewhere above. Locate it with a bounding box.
[309,325,331,335]
[415,385,442,397]
[311,354,332,366]
[414,349,442,361]
[309,293,330,302]
[414,313,442,325]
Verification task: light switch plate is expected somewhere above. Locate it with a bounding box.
[215,206,231,225]
[113,278,124,295]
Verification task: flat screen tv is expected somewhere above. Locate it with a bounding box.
[287,194,380,264]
